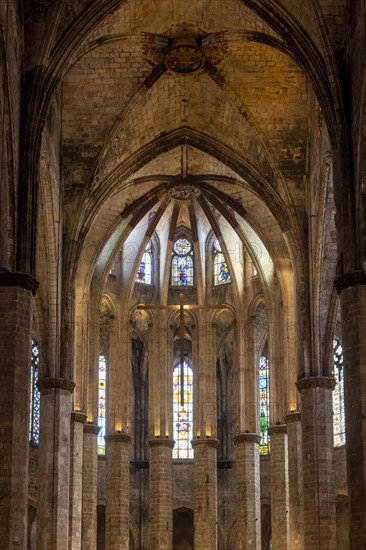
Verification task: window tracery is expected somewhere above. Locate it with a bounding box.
[173,360,194,459]
[333,338,345,446]
[171,238,194,287]
[136,241,152,284]
[259,354,270,455]
[29,339,40,445]
[98,354,107,454]
[213,238,230,286]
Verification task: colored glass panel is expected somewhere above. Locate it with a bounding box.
[171,254,193,286]
[98,354,107,455]
[173,239,192,255]
[213,239,230,285]
[259,355,270,455]
[136,251,152,284]
[333,338,345,446]
[29,340,40,445]
[173,361,194,459]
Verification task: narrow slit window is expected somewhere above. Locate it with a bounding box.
[333,338,345,447]
[29,339,41,445]
[259,355,270,455]
[173,360,194,459]
[98,354,107,455]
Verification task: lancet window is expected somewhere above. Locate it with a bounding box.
[98,353,107,454]
[259,354,270,455]
[136,241,152,284]
[213,238,230,285]
[29,339,41,445]
[173,360,194,459]
[333,338,345,446]
[171,238,194,287]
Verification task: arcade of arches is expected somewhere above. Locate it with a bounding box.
[1,1,366,549]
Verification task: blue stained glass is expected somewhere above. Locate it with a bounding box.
[213,239,230,286]
[98,355,107,455]
[259,355,270,455]
[136,251,152,284]
[29,340,40,445]
[171,255,194,286]
[173,361,194,459]
[333,338,345,446]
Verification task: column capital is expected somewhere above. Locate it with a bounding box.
[37,377,75,393]
[191,437,219,449]
[334,270,366,294]
[233,432,261,445]
[0,270,39,295]
[296,376,335,391]
[285,411,301,424]
[105,433,132,444]
[148,437,175,449]
[71,411,87,424]
[84,423,100,436]
[268,424,287,436]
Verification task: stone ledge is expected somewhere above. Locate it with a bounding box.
[296,376,336,391]
[37,377,75,392]
[268,424,287,436]
[285,411,301,424]
[84,423,100,436]
[71,411,87,424]
[191,438,219,449]
[0,270,39,295]
[105,433,132,443]
[148,438,175,449]
[233,432,261,445]
[334,270,366,294]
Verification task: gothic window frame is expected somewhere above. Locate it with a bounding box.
[98,351,108,455]
[29,339,41,445]
[333,337,345,447]
[173,359,194,459]
[259,353,270,455]
[135,241,152,285]
[213,238,231,286]
[170,237,194,287]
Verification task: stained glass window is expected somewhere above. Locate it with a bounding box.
[259,355,270,455]
[29,339,40,445]
[171,239,194,287]
[333,338,345,446]
[173,360,194,459]
[136,242,152,284]
[213,239,231,285]
[98,354,107,455]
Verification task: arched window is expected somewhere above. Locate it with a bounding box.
[29,339,40,445]
[213,239,231,285]
[259,355,270,455]
[333,338,345,446]
[136,241,152,284]
[98,354,107,455]
[171,238,194,287]
[173,360,194,459]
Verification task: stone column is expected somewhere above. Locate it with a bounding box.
[81,423,100,550]
[191,438,219,550]
[234,433,261,550]
[105,434,132,550]
[0,273,38,550]
[336,274,366,548]
[285,412,303,550]
[69,412,87,550]
[296,377,335,550]
[148,438,175,550]
[37,377,75,550]
[268,425,290,550]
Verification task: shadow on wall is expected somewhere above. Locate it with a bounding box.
[173,507,194,550]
